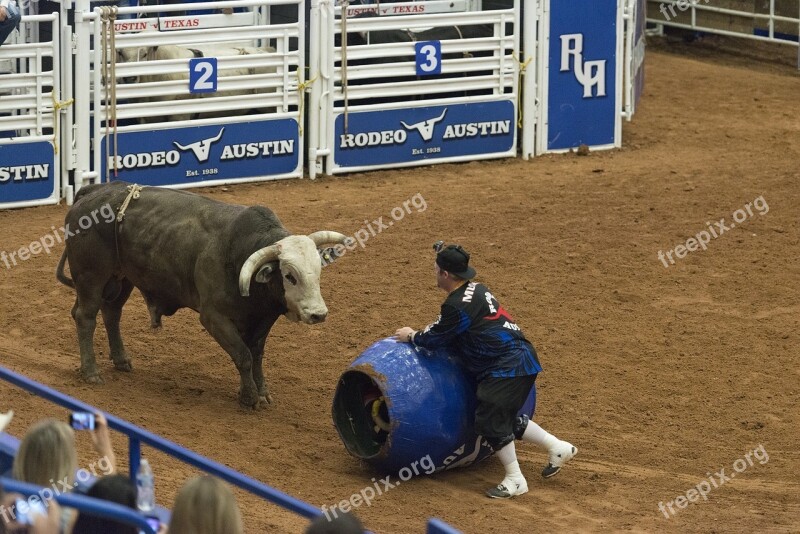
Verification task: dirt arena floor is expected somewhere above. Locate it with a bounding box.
[1,35,799,533]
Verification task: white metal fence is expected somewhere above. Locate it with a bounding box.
[308,0,521,176]
[646,0,800,67]
[69,0,306,194]
[0,12,62,209]
[0,0,646,209]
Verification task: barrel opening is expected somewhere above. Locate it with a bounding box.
[332,370,390,459]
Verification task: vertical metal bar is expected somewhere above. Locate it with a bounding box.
[296,0,305,178]
[623,0,634,121]
[61,0,76,176]
[52,12,62,200]
[521,0,536,159]
[308,0,320,178]
[535,0,549,155]
[128,436,141,488]
[322,0,334,174]
[73,0,91,193]
[769,0,774,39]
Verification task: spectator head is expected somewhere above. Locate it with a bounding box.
[305,512,364,534]
[13,419,77,488]
[72,474,138,534]
[169,476,243,534]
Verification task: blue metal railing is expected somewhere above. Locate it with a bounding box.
[0,365,320,520]
[0,477,157,534]
[427,518,463,534]
[0,365,463,532]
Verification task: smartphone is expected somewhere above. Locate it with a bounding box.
[14,499,47,525]
[69,412,95,430]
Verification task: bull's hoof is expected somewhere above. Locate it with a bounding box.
[258,388,274,404]
[238,390,259,410]
[84,373,104,385]
[257,395,271,409]
[113,359,133,372]
[238,398,266,411]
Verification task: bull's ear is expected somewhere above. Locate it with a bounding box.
[255,261,279,283]
[319,247,341,266]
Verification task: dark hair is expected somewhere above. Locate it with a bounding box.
[72,475,138,534]
[305,512,364,534]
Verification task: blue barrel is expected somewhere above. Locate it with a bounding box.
[332,338,536,474]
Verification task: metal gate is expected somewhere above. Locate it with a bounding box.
[534,0,625,154]
[308,0,522,177]
[0,12,63,209]
[69,0,306,196]
[1,0,645,207]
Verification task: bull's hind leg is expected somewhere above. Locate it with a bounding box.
[71,281,106,384]
[100,278,135,372]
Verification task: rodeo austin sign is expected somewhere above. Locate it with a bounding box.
[101,119,300,187]
[0,141,58,207]
[333,100,516,169]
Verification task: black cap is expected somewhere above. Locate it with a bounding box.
[436,244,476,279]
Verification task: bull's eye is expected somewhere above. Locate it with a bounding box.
[285,273,297,286]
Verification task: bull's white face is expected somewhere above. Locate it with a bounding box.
[116,47,151,84]
[276,236,328,324]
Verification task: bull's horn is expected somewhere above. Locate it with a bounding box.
[308,231,348,247]
[239,244,281,297]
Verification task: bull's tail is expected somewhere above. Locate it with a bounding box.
[56,250,75,289]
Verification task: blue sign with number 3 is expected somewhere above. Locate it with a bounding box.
[189,58,218,94]
[415,41,441,76]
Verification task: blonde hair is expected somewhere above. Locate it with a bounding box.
[13,418,77,488]
[169,476,243,534]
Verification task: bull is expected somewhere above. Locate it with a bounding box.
[56,181,347,409]
[116,44,276,123]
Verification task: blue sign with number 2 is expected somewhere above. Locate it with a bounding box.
[189,58,218,94]
[415,41,441,76]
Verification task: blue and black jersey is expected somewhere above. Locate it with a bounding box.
[411,282,542,380]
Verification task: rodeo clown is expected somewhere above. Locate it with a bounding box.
[394,242,577,498]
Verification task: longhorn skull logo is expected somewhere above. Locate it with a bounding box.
[400,109,448,142]
[173,128,225,163]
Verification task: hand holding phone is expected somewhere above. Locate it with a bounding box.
[70,412,95,430]
[14,498,47,525]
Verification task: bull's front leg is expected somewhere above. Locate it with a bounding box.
[245,316,279,407]
[199,311,261,410]
[248,334,271,407]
